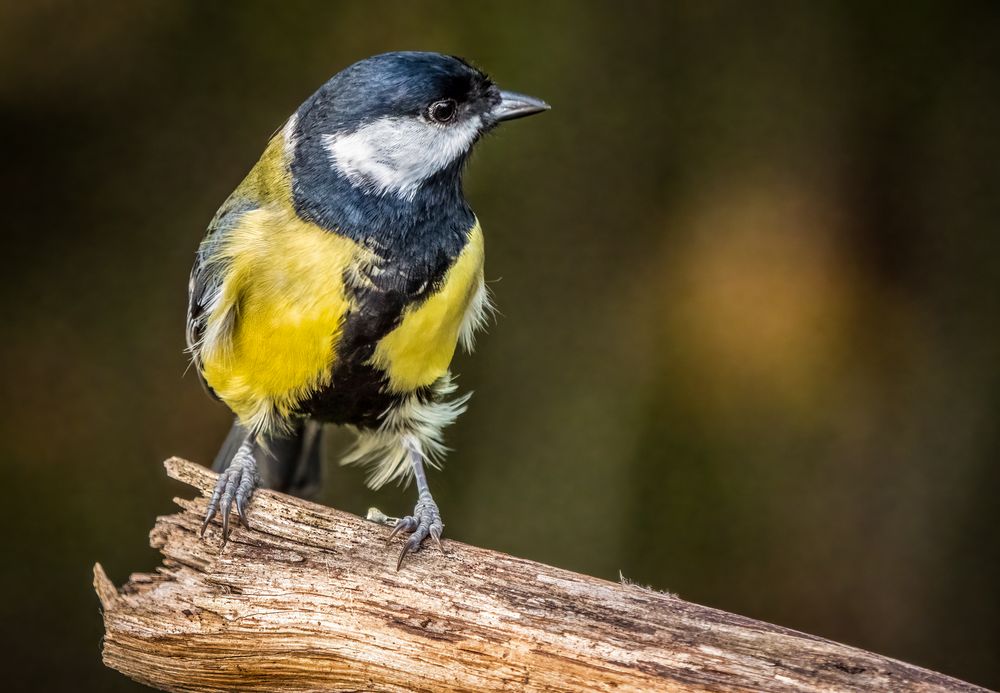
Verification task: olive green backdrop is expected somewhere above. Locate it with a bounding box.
[1,1,998,690]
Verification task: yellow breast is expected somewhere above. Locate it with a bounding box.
[200,207,363,431]
[372,221,485,392]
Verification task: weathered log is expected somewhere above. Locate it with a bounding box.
[94,457,984,692]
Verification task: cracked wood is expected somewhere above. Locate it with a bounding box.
[94,457,985,692]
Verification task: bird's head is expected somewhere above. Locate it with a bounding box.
[290,51,549,201]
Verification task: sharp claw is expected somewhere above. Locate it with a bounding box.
[201,483,224,537]
[200,513,214,537]
[236,497,248,528]
[221,506,231,546]
[201,498,221,536]
[387,522,405,546]
[219,474,238,547]
[430,526,444,553]
[396,536,422,571]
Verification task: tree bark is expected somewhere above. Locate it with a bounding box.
[94,457,984,692]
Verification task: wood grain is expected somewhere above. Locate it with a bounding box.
[94,457,984,692]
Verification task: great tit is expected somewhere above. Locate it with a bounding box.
[186,51,548,567]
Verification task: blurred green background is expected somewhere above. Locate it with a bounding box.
[1,1,998,690]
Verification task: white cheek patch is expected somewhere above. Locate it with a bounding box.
[323,115,481,199]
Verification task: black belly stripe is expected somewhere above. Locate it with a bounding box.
[299,289,403,427]
[298,252,451,428]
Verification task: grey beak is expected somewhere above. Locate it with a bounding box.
[492,90,551,122]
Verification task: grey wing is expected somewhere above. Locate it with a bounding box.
[186,242,220,357]
[186,243,225,398]
[186,196,257,392]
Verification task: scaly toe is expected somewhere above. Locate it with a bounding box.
[387,516,418,546]
[219,466,243,546]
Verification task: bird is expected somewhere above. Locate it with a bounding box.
[186,51,549,568]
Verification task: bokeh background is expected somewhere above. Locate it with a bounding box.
[1,1,998,690]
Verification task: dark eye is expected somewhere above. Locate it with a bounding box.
[427,99,457,123]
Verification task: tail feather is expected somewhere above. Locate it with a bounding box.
[213,419,324,499]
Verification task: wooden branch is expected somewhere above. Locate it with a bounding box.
[95,458,984,693]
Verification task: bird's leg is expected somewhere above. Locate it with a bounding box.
[201,434,259,547]
[387,435,444,570]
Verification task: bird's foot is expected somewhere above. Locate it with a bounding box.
[386,494,444,570]
[201,445,258,547]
